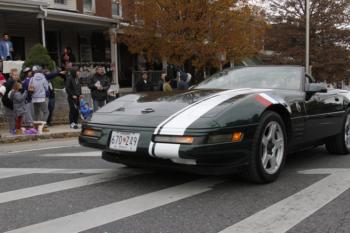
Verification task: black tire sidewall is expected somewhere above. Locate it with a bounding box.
[341,109,350,152]
[252,111,287,182]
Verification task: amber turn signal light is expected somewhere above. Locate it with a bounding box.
[232,132,243,142]
[153,135,194,144]
[82,129,101,138]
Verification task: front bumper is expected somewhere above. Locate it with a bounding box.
[79,123,258,175]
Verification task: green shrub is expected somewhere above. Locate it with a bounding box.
[51,76,65,89]
[23,44,55,71]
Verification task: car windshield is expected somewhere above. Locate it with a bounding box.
[194,67,303,90]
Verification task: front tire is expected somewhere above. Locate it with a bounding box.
[243,111,287,183]
[325,109,350,155]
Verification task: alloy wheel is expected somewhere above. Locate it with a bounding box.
[261,121,285,175]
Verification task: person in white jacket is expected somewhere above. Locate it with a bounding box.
[30,66,49,122]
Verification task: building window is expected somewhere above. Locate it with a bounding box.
[83,0,95,13]
[54,0,66,4]
[112,0,122,17]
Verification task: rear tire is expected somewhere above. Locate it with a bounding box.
[325,109,350,155]
[242,111,287,183]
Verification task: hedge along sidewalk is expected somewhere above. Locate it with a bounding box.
[0,125,81,144]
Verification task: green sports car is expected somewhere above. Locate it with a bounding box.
[80,66,350,183]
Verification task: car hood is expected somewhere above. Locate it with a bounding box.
[91,88,262,128]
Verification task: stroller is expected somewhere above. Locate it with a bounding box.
[79,97,93,121]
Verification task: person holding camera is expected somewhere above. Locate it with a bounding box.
[88,67,110,112]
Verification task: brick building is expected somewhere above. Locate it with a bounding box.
[0,0,135,87]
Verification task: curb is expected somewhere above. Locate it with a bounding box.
[0,131,81,144]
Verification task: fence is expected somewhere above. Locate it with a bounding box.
[132,70,163,92]
[69,62,113,86]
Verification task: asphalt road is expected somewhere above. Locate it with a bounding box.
[1,138,350,233]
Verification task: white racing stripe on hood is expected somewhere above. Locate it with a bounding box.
[149,88,257,159]
[158,88,253,136]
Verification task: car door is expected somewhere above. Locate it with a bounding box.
[304,84,345,142]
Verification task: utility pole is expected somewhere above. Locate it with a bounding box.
[305,0,310,74]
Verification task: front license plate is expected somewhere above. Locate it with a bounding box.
[109,131,140,152]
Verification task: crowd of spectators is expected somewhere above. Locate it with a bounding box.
[136,70,192,93]
[0,33,194,137]
[0,61,116,133]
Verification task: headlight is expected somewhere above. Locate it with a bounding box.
[82,128,102,138]
[208,132,243,144]
[154,135,195,144]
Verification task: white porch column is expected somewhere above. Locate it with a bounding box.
[37,14,46,47]
[110,26,120,90]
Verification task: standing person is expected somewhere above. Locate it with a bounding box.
[177,71,189,90]
[107,86,119,103]
[0,85,5,138]
[0,85,5,98]
[44,69,63,126]
[1,69,19,134]
[21,67,34,128]
[65,69,82,129]
[163,75,173,92]
[158,72,166,91]
[88,67,110,112]
[10,82,27,134]
[136,72,154,92]
[61,47,76,69]
[0,33,14,61]
[30,66,49,122]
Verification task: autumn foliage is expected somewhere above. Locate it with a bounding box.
[265,0,350,82]
[120,0,266,69]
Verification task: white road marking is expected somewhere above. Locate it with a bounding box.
[219,168,350,233]
[7,145,80,154]
[6,178,223,233]
[0,168,144,204]
[41,151,101,157]
[0,168,114,179]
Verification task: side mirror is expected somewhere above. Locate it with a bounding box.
[306,83,327,94]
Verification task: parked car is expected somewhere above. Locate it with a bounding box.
[80,66,350,183]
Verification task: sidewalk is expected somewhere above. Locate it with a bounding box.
[0,125,81,144]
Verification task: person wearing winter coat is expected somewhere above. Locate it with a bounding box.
[177,71,189,90]
[65,70,82,129]
[163,75,173,92]
[88,67,110,112]
[11,82,27,134]
[30,66,49,121]
[136,72,154,92]
[44,69,65,126]
[1,68,19,134]
[21,67,34,128]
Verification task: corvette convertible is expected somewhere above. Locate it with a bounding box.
[79,66,350,183]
